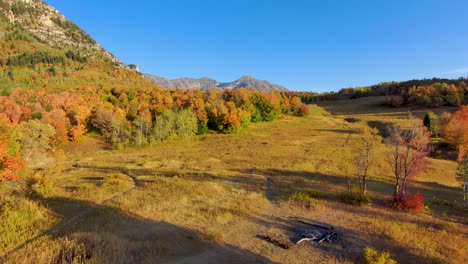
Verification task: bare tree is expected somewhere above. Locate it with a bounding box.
[339,123,380,197]
[355,125,381,195]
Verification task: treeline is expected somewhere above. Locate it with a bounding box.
[0,50,87,68]
[0,51,65,67]
[315,78,468,107]
[0,87,311,151]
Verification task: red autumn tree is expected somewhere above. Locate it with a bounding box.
[385,115,431,200]
[0,144,26,182]
[0,122,26,182]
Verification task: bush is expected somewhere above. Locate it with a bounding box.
[297,104,310,116]
[430,197,450,206]
[197,120,208,135]
[362,247,396,264]
[393,191,424,212]
[289,191,321,209]
[340,192,372,206]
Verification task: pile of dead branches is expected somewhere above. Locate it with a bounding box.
[293,218,338,245]
[258,217,339,250]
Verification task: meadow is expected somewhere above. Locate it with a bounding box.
[1,97,466,264]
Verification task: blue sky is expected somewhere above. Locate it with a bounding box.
[44,0,468,92]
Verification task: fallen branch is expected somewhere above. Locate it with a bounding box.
[296,237,315,245]
[257,234,292,249]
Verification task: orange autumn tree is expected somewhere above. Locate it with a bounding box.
[442,106,468,159]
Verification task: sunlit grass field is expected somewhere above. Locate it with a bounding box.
[1,97,466,264]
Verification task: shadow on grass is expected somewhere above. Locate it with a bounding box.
[244,207,444,264]
[3,196,277,264]
[76,163,465,225]
[49,165,457,263]
[315,129,359,134]
[234,167,464,227]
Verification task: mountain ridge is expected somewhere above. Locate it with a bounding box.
[143,73,289,91]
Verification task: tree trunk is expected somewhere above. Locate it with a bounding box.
[347,176,352,196]
[393,181,400,199]
[401,177,407,196]
[362,175,367,195]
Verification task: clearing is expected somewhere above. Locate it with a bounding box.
[1,97,467,264]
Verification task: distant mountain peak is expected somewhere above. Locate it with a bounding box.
[143,74,289,91]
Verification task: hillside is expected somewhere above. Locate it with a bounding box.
[0,2,160,94]
[143,73,289,91]
[0,0,123,66]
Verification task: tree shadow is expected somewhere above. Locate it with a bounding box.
[41,165,459,264]
[244,208,444,264]
[3,196,277,264]
[232,167,464,229]
[315,129,359,134]
[367,120,393,138]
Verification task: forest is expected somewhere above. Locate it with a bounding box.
[313,78,468,108]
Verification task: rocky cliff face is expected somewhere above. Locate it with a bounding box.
[0,0,124,66]
[143,74,288,91]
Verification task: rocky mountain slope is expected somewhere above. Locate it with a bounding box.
[143,74,289,91]
[0,0,123,66]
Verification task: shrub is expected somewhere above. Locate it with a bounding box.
[31,174,55,197]
[289,191,321,209]
[101,174,124,186]
[393,191,424,212]
[423,111,438,133]
[430,197,450,206]
[340,192,372,206]
[197,120,208,135]
[297,104,310,116]
[362,247,396,264]
[250,107,263,123]
[52,238,88,264]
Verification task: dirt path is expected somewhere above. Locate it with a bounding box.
[0,167,141,261]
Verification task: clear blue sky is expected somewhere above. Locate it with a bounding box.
[44,0,468,92]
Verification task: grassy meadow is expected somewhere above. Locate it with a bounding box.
[1,97,466,264]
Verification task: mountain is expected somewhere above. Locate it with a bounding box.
[0,0,158,93]
[143,74,289,91]
[0,0,123,67]
[220,75,289,91]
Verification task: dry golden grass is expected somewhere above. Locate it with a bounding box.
[1,97,467,264]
